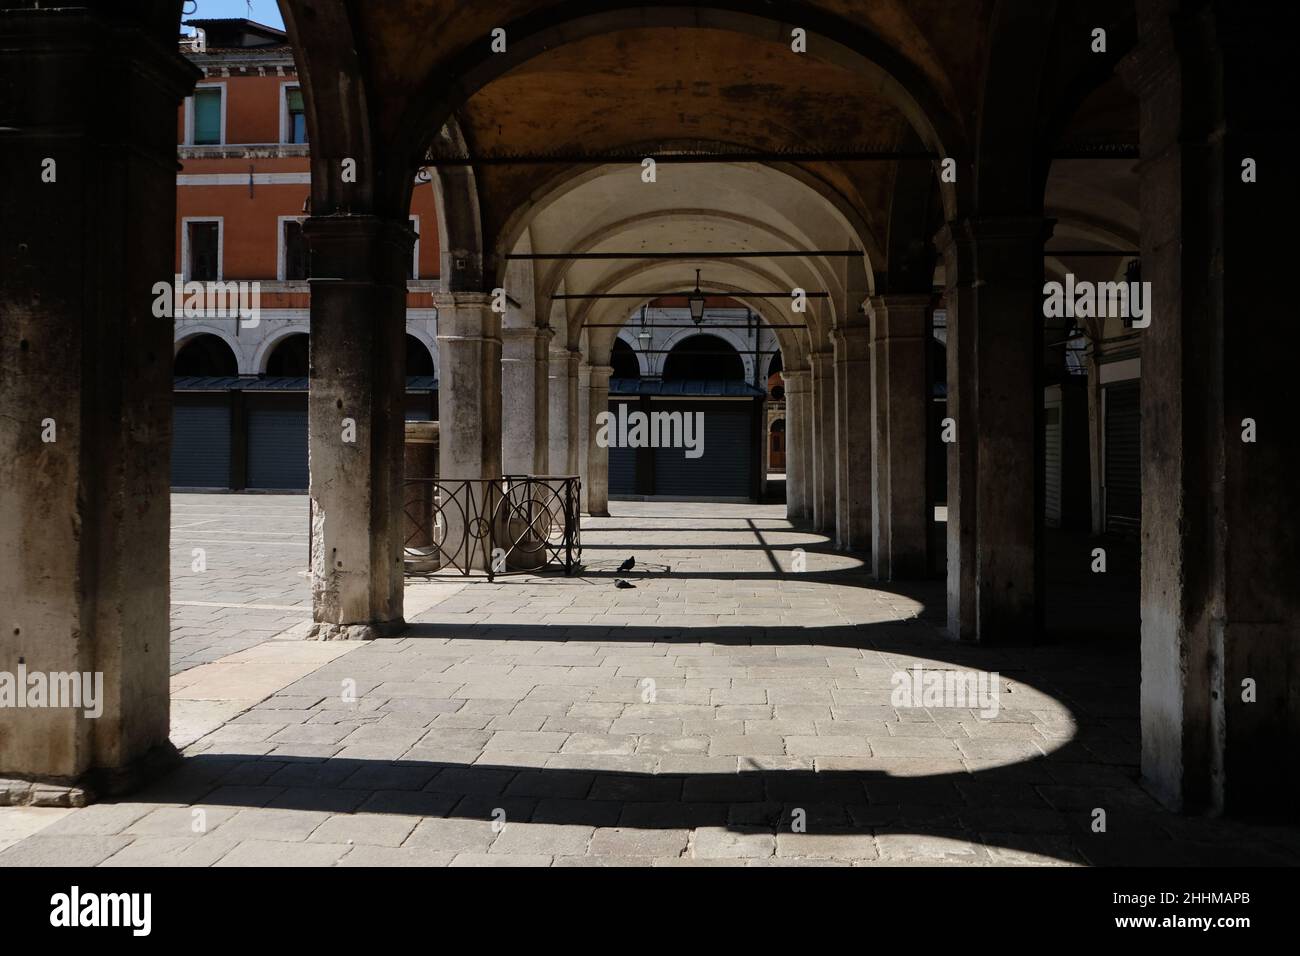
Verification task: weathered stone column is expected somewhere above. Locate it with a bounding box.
[782,369,811,522]
[809,351,838,534]
[1124,1,1297,815]
[435,291,503,569]
[577,363,591,510]
[937,217,1047,643]
[547,346,573,474]
[0,8,197,801]
[584,364,613,516]
[306,216,412,639]
[564,351,581,476]
[501,326,550,475]
[870,294,931,579]
[833,323,872,553]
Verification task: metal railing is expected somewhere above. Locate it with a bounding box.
[402,475,582,579]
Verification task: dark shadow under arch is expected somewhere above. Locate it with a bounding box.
[175,333,238,377]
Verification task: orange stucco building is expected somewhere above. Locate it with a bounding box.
[170,18,442,491]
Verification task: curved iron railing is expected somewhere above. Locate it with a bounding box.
[403,475,581,579]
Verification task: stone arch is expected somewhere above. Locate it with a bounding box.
[570,259,823,363]
[580,299,805,394]
[279,1,383,216]
[661,332,746,382]
[173,331,240,377]
[493,160,883,294]
[427,115,485,291]
[389,2,968,221]
[527,204,857,323]
[610,336,641,378]
[264,332,310,377]
[173,325,247,372]
[404,325,441,377]
[652,323,761,382]
[405,333,436,377]
[252,326,310,375]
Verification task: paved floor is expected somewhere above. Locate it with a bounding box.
[169,494,311,674]
[2,496,1297,866]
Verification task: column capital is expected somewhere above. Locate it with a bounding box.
[434,293,502,341]
[874,292,934,311]
[934,216,1053,293]
[833,324,872,362]
[500,325,552,355]
[810,350,836,375]
[432,290,492,310]
[587,364,614,388]
[782,368,811,392]
[869,294,931,341]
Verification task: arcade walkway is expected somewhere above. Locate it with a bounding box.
[1,498,1296,866]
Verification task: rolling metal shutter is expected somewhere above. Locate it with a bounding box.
[1104,382,1141,535]
[246,393,309,490]
[652,400,752,499]
[607,400,638,495]
[1044,402,1063,528]
[172,394,231,488]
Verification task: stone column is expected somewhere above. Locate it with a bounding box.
[547,346,572,474]
[870,294,931,579]
[0,9,197,801]
[782,370,810,522]
[501,326,549,476]
[809,351,838,534]
[565,351,581,476]
[833,323,872,553]
[1124,1,1297,815]
[306,216,412,639]
[577,363,591,509]
[435,292,503,569]
[584,365,613,516]
[1082,346,1105,534]
[936,217,1047,644]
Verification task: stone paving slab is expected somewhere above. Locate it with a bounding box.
[5,497,1298,868]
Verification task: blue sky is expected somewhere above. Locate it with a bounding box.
[183,0,284,30]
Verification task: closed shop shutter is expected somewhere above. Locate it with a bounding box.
[652,400,752,499]
[247,393,309,490]
[1104,382,1141,534]
[1044,402,1062,528]
[172,394,231,488]
[607,400,638,495]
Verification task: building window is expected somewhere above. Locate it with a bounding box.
[185,222,220,282]
[284,86,307,144]
[186,221,220,281]
[282,219,308,280]
[192,88,222,145]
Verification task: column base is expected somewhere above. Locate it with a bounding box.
[307,620,407,641]
[0,741,182,808]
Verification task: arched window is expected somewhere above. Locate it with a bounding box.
[265,333,309,377]
[174,334,238,377]
[767,350,785,400]
[611,338,640,379]
[406,334,435,377]
[662,334,744,382]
